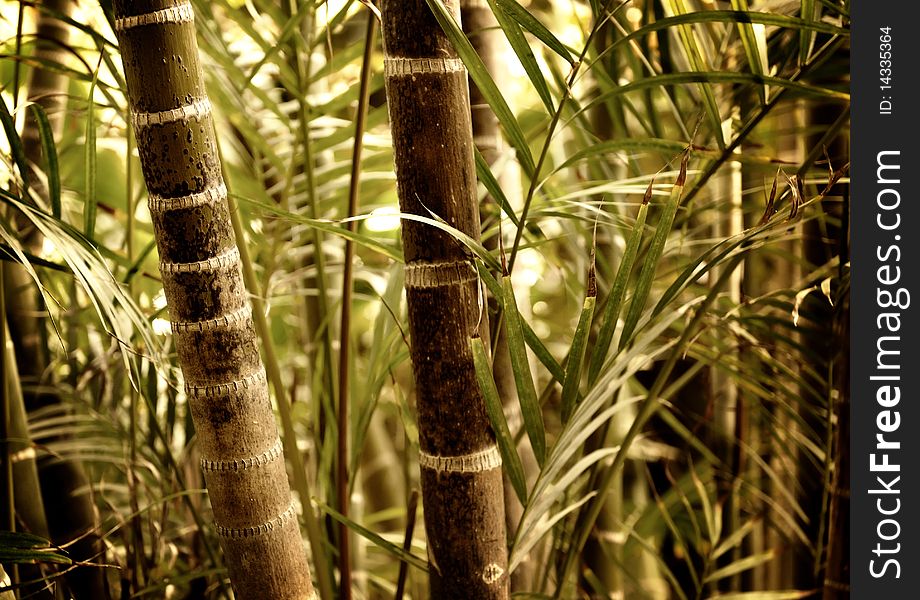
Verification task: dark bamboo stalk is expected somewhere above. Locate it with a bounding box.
[112,2,314,598]
[381,1,509,596]
[9,2,107,597]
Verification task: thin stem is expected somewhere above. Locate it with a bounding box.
[291,0,338,419]
[394,489,419,600]
[336,14,376,600]
[506,3,620,274]
[1,262,11,534]
[680,36,846,207]
[0,261,14,598]
[227,193,335,600]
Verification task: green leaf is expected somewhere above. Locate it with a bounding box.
[615,10,848,53]
[477,264,565,382]
[0,532,71,565]
[29,104,61,217]
[471,336,529,504]
[619,149,689,348]
[494,0,574,64]
[0,531,50,549]
[424,0,536,175]
[0,95,28,194]
[799,0,817,64]
[584,72,849,122]
[730,0,768,103]
[501,276,546,466]
[664,0,724,149]
[587,194,649,384]
[475,148,520,228]
[84,59,100,241]
[487,0,555,114]
[712,518,762,560]
[319,502,428,572]
[560,295,596,423]
[705,550,777,583]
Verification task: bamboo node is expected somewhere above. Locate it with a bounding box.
[149,181,227,212]
[186,368,267,398]
[200,439,283,473]
[171,304,251,334]
[215,503,297,539]
[160,246,241,274]
[384,57,465,77]
[132,98,211,129]
[418,445,502,473]
[114,3,194,31]
[482,563,505,585]
[405,261,476,289]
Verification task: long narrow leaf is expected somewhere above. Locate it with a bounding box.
[29,105,61,217]
[84,59,100,240]
[487,0,555,113]
[494,0,574,63]
[587,188,650,384]
[472,335,528,504]
[0,96,28,194]
[478,264,565,382]
[475,148,520,228]
[730,0,768,103]
[502,275,546,466]
[560,294,596,423]
[424,0,536,175]
[619,148,689,348]
[664,0,724,148]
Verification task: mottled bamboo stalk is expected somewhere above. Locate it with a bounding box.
[381,1,509,596]
[112,2,314,598]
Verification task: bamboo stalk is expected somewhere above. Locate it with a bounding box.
[380,1,509,596]
[112,3,315,597]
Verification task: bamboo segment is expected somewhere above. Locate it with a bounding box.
[112,2,314,598]
[380,1,509,596]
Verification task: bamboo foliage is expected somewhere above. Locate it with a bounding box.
[111,2,314,598]
[0,0,849,597]
[9,2,108,596]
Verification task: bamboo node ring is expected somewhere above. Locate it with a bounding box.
[114,3,194,31]
[149,181,227,212]
[160,246,241,274]
[215,503,296,539]
[132,98,211,129]
[186,368,267,398]
[405,260,477,289]
[171,304,251,334]
[418,445,502,473]
[200,439,284,472]
[384,57,465,77]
